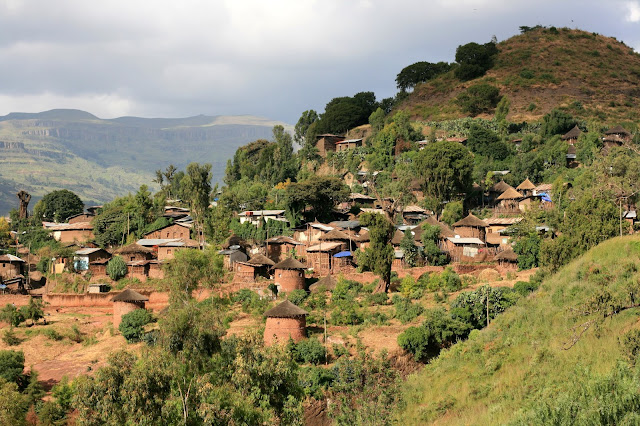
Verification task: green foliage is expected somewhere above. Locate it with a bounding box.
[513,280,539,296]
[295,110,320,161]
[328,349,402,426]
[392,295,424,323]
[428,267,463,292]
[454,41,499,81]
[440,201,463,226]
[2,328,20,346]
[32,189,84,222]
[106,256,127,281]
[287,289,308,306]
[164,246,224,304]
[369,107,386,133]
[415,141,473,209]
[289,338,326,365]
[398,308,471,362]
[541,192,618,271]
[19,297,44,325]
[456,83,502,116]
[233,289,269,315]
[0,350,25,385]
[494,95,510,122]
[513,232,542,269]
[396,61,453,91]
[119,309,153,342]
[466,123,509,160]
[0,304,25,327]
[359,213,395,292]
[450,285,520,330]
[285,175,349,223]
[0,378,29,425]
[540,108,577,137]
[316,91,378,134]
[620,329,640,366]
[366,111,421,171]
[399,228,419,267]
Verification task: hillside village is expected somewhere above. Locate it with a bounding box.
[1,25,640,425]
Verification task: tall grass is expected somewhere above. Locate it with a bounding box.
[398,236,640,424]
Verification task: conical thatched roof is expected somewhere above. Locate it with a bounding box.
[114,243,153,255]
[273,257,306,270]
[561,125,582,140]
[391,230,405,245]
[353,230,370,242]
[309,275,338,292]
[248,254,275,266]
[318,229,352,241]
[490,180,513,193]
[453,213,488,228]
[414,217,455,240]
[516,178,535,191]
[221,234,249,250]
[111,288,149,302]
[495,249,518,262]
[264,300,308,317]
[497,187,524,200]
[605,125,630,135]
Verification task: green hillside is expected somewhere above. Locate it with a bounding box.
[399,236,640,424]
[399,27,640,123]
[0,109,292,215]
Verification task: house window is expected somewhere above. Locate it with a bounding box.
[167,249,172,255]
[131,256,135,262]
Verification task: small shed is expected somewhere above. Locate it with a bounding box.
[234,254,275,282]
[516,178,536,197]
[495,248,518,269]
[0,254,25,281]
[114,244,154,263]
[561,125,581,145]
[497,187,524,212]
[273,257,307,292]
[266,236,305,263]
[263,300,308,346]
[74,248,111,271]
[111,289,149,328]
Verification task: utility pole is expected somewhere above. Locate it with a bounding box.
[486,286,490,327]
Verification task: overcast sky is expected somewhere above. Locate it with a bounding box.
[1,0,639,124]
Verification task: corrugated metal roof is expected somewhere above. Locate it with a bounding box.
[75,248,105,255]
[307,242,343,252]
[137,238,181,246]
[0,254,25,262]
[238,210,285,216]
[447,237,485,245]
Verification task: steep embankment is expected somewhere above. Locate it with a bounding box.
[0,109,292,214]
[399,236,640,424]
[400,28,640,123]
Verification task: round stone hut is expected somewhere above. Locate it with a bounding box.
[111,288,149,328]
[273,257,307,292]
[263,300,308,346]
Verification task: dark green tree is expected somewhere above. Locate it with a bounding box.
[456,83,502,116]
[106,256,127,281]
[454,41,499,81]
[540,109,577,137]
[466,123,510,160]
[359,212,395,293]
[396,61,452,91]
[284,176,349,223]
[415,140,474,211]
[33,190,84,222]
[119,309,153,342]
[182,162,212,248]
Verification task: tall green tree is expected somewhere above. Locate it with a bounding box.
[359,212,395,293]
[33,190,84,222]
[295,110,319,161]
[182,163,212,248]
[396,61,452,91]
[284,176,349,223]
[415,140,474,211]
[454,41,499,81]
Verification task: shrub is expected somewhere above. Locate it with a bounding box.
[513,280,539,296]
[365,292,389,306]
[288,289,308,306]
[400,275,427,299]
[233,289,268,314]
[397,326,437,362]
[0,304,25,327]
[19,297,44,325]
[2,328,21,346]
[43,328,64,341]
[119,309,153,342]
[0,350,25,384]
[456,83,501,116]
[290,338,326,365]
[621,329,640,366]
[106,256,127,281]
[392,295,424,324]
[330,305,364,326]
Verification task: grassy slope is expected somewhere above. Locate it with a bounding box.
[400,28,640,124]
[399,235,640,424]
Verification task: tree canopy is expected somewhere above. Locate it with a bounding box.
[396,61,452,91]
[454,41,499,81]
[33,190,84,222]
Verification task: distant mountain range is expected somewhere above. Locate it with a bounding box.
[0,109,293,215]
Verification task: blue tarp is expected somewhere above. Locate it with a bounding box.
[0,285,6,289]
[333,251,352,258]
[540,192,552,202]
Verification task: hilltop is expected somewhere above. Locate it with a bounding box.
[0,109,293,215]
[399,28,640,123]
[399,236,640,424]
